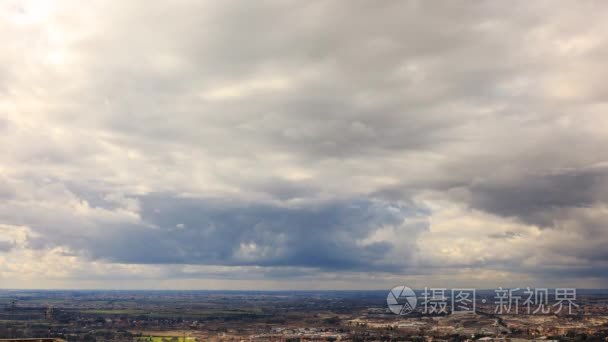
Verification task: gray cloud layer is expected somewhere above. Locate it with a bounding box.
[0,0,607,288]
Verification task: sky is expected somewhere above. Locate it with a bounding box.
[1,0,608,290]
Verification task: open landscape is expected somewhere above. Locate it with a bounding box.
[0,290,607,341]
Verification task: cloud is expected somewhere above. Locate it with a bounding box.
[15,193,426,271]
[463,165,608,227]
[0,0,607,288]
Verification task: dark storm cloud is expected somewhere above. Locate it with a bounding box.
[466,167,608,227]
[24,195,426,272]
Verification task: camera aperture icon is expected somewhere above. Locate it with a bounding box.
[387,285,417,315]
